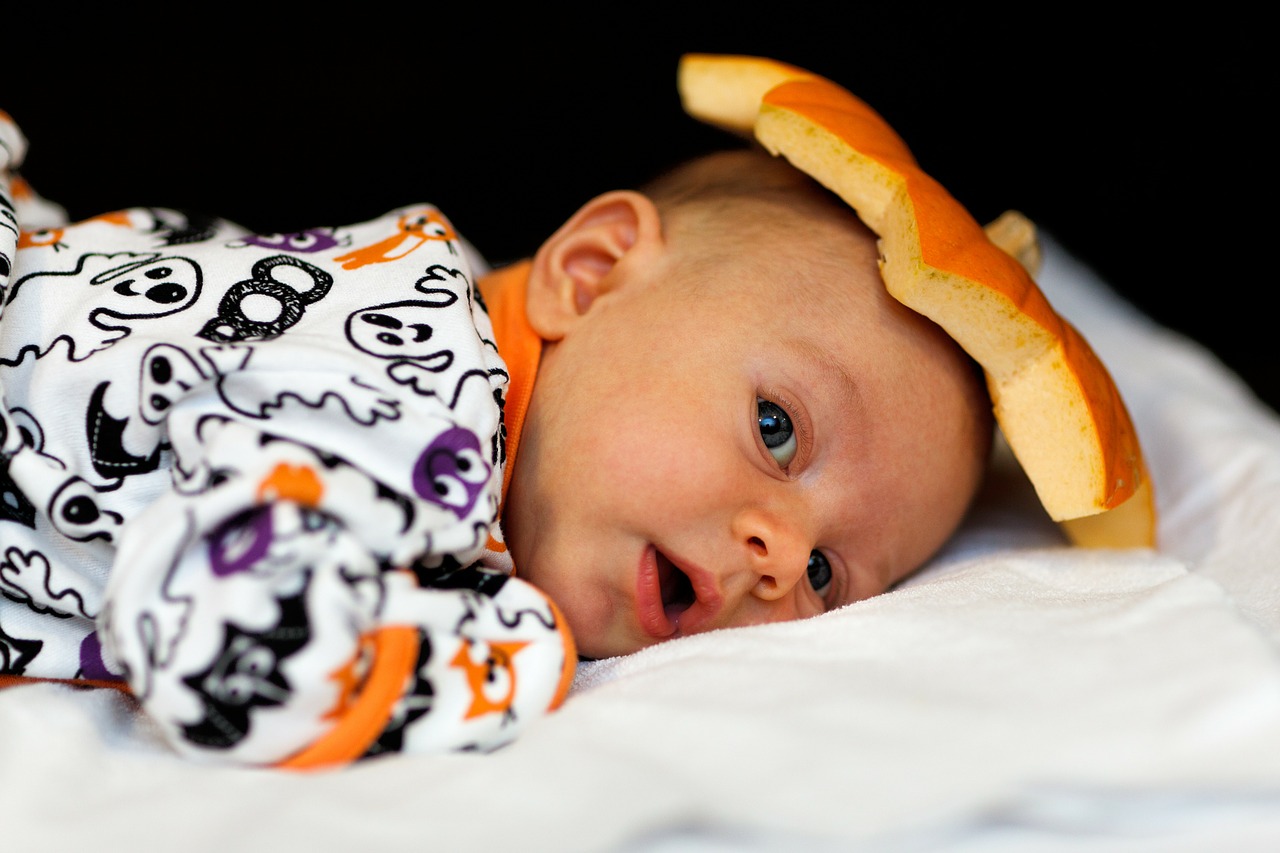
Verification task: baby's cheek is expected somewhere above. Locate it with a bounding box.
[601,434,664,496]
[625,439,729,529]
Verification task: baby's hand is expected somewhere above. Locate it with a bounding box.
[361,568,577,758]
[368,568,573,753]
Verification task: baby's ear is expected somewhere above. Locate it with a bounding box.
[525,190,662,340]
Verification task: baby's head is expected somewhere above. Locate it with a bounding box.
[503,146,994,659]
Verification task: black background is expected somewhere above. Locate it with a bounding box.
[6,11,1273,414]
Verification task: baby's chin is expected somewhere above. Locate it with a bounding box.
[562,615,637,663]
[573,639,648,663]
[559,603,651,663]
[511,568,627,662]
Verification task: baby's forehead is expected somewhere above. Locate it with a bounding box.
[691,258,956,382]
[715,219,890,313]
[661,182,938,344]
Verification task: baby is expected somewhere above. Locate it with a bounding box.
[0,109,991,766]
[502,148,993,658]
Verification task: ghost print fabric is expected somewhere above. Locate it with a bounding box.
[0,113,572,767]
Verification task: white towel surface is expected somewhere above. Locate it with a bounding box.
[5,235,1280,853]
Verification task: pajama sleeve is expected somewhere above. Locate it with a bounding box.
[56,211,579,768]
[101,472,576,767]
[1,108,573,765]
[100,435,576,767]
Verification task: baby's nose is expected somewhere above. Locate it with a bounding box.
[730,507,811,602]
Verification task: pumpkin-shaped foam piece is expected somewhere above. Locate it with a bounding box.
[677,53,1155,548]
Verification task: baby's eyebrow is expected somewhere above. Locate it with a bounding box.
[787,336,861,410]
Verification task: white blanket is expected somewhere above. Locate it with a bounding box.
[5,235,1280,853]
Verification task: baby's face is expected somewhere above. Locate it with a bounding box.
[504,219,988,660]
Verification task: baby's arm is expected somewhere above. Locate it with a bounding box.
[0,125,573,764]
[99,423,574,767]
[45,198,575,766]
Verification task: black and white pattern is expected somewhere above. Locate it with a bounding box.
[0,112,571,766]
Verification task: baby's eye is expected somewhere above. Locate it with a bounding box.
[757,398,797,467]
[807,550,833,596]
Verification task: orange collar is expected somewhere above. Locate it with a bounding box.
[477,260,541,508]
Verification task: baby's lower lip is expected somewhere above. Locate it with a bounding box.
[635,545,676,640]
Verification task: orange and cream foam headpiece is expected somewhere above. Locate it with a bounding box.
[678,54,1155,548]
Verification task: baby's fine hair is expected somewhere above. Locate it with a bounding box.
[638,143,883,283]
[641,144,859,229]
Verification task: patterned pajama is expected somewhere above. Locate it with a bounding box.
[0,112,574,767]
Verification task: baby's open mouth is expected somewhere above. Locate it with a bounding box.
[639,546,722,640]
[656,549,695,623]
